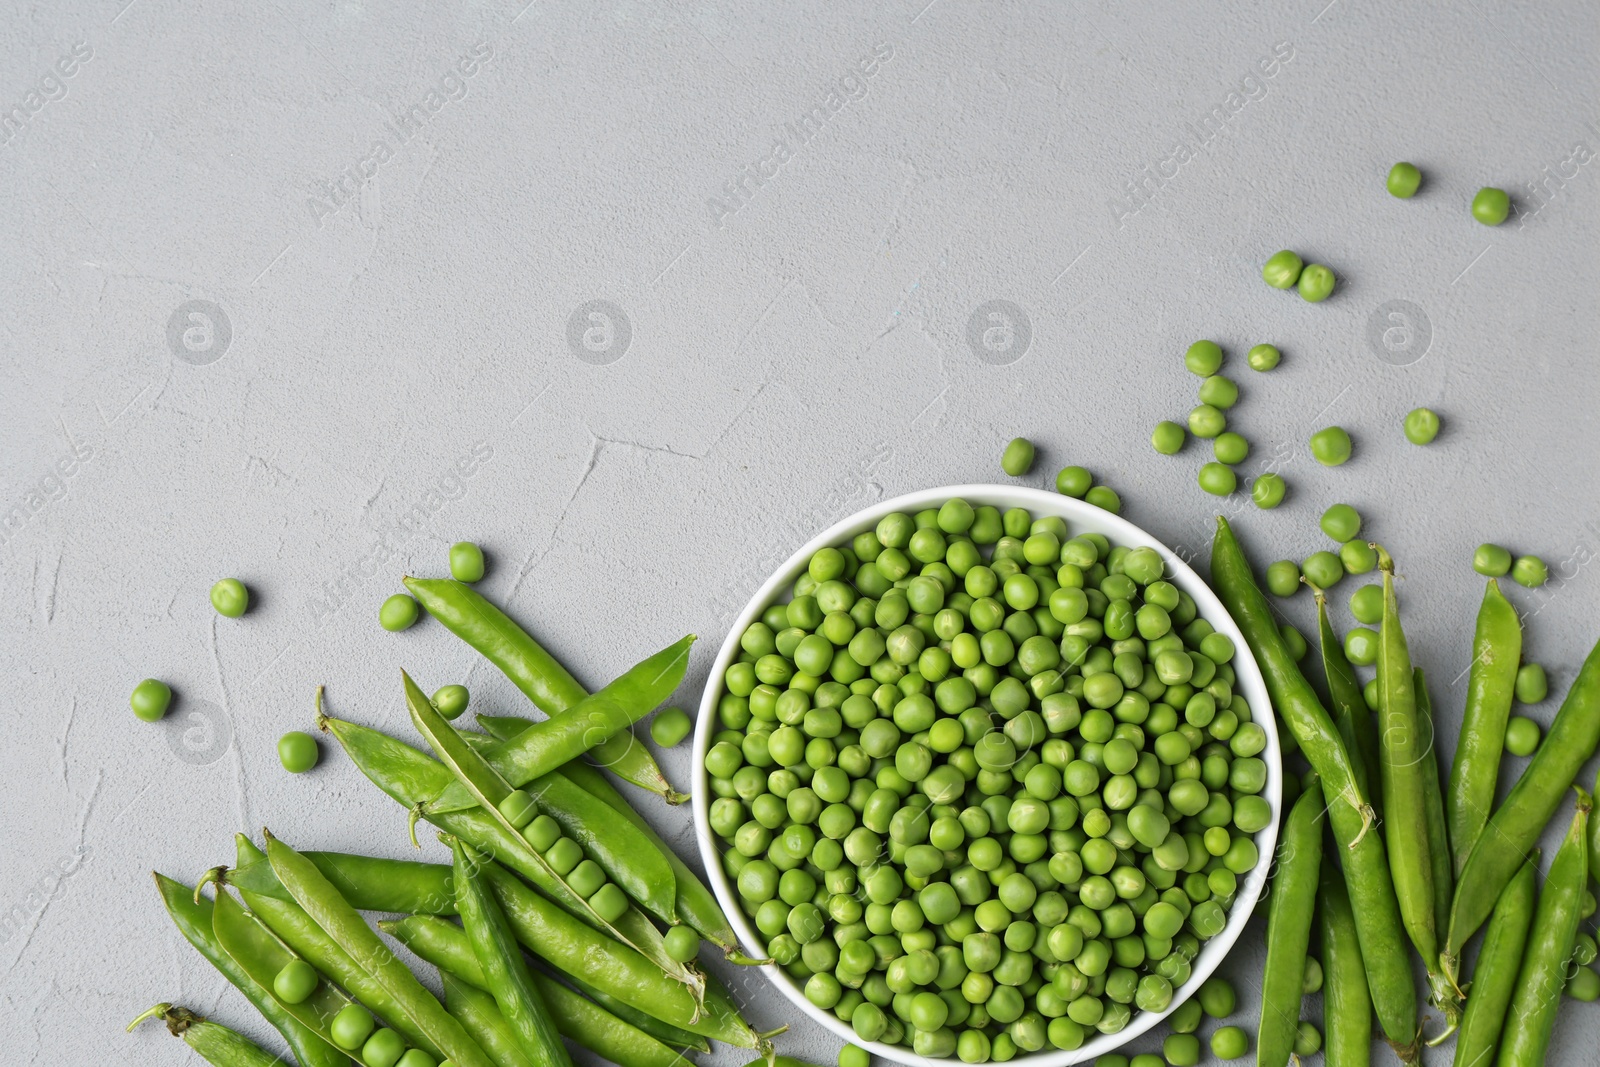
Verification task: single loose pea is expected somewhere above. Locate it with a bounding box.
[273,959,318,1004]
[449,541,486,582]
[1281,623,1308,662]
[1198,375,1239,410]
[379,593,421,631]
[1002,438,1036,477]
[663,924,700,962]
[1198,463,1237,497]
[1309,426,1352,466]
[1504,716,1541,757]
[1363,677,1379,710]
[1569,966,1600,1001]
[651,707,693,747]
[1086,485,1122,514]
[210,578,249,618]
[1340,539,1378,575]
[1152,421,1186,455]
[1188,405,1226,439]
[1210,1025,1249,1060]
[1515,663,1548,704]
[1320,504,1361,542]
[278,731,319,773]
[1164,1032,1202,1066]
[130,679,173,722]
[1511,555,1549,588]
[1404,407,1441,445]
[1303,551,1345,589]
[1387,161,1421,198]
[839,1044,870,1067]
[1247,344,1280,371]
[1303,955,1324,994]
[1197,976,1236,1016]
[1350,584,1383,624]
[1212,433,1249,465]
[432,685,469,720]
[1056,465,1093,498]
[1297,264,1335,302]
[1293,1021,1322,1057]
[1473,543,1513,576]
[1472,186,1510,226]
[1262,250,1303,290]
[1185,340,1224,376]
[1251,473,1286,510]
[1265,560,1300,597]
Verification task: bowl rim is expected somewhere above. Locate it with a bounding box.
[692,484,1281,1066]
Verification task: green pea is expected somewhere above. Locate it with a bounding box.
[1210,1025,1249,1060]
[1515,662,1548,703]
[1472,186,1510,226]
[1196,976,1235,1016]
[1212,432,1249,465]
[1504,715,1541,757]
[1198,376,1239,410]
[1297,263,1335,302]
[839,1043,870,1067]
[329,1003,375,1050]
[1152,421,1187,455]
[210,577,249,618]
[1264,560,1299,596]
[1197,463,1236,497]
[431,684,470,720]
[664,924,700,962]
[1164,1032,1202,1066]
[449,541,486,582]
[1340,539,1378,575]
[1320,503,1361,542]
[1302,954,1324,994]
[361,1028,405,1067]
[1363,677,1379,710]
[1511,555,1549,588]
[1085,485,1122,514]
[1309,425,1352,466]
[1293,1021,1322,1057]
[1167,998,1202,1033]
[1387,161,1421,198]
[1187,405,1226,440]
[130,679,172,722]
[1246,343,1281,371]
[650,707,693,747]
[1262,250,1303,290]
[1055,466,1093,498]
[1002,438,1036,477]
[1473,543,1512,576]
[1302,551,1344,590]
[1184,340,1223,376]
[1569,966,1600,1001]
[1343,627,1379,667]
[379,593,420,632]
[277,731,319,773]
[273,959,318,1004]
[1404,407,1440,444]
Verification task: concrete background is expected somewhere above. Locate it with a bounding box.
[3,1,1598,1064]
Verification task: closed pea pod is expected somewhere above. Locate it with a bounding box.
[1312,588,1381,812]
[1257,780,1324,1067]
[129,1003,284,1067]
[1445,580,1522,876]
[1495,791,1592,1066]
[1318,860,1371,1067]
[1413,670,1455,964]
[1451,858,1535,1067]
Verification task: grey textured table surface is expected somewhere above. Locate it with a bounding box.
[4,2,1599,1064]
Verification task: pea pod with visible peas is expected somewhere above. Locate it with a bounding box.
[128,1003,283,1067]
[153,873,345,1067]
[1258,779,1324,1067]
[1447,635,1600,973]
[1496,790,1592,1066]
[403,577,682,802]
[1318,859,1371,1067]
[1211,517,1419,1063]
[1451,858,1536,1067]
[1446,580,1522,876]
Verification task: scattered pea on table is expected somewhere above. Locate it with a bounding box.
[1473,543,1513,576]
[1212,432,1249,466]
[210,578,249,618]
[431,684,470,720]
[1085,485,1122,514]
[1185,339,1224,376]
[1164,1032,1202,1066]
[1297,264,1336,303]
[277,731,319,773]
[1302,955,1324,994]
[379,593,421,632]
[1001,437,1036,477]
[1320,504,1362,543]
[1189,405,1227,439]
[1198,375,1240,410]
[1198,462,1237,497]
[1056,466,1092,498]
[1511,555,1549,588]
[1280,623,1309,662]
[1151,421,1187,455]
[1262,250,1303,290]
[130,679,173,722]
[1303,551,1345,590]
[1349,584,1384,625]
[1210,1025,1249,1060]
[839,1043,870,1067]
[1404,407,1441,444]
[1339,539,1378,575]
[1504,716,1541,757]
[1293,1021,1322,1057]
[1387,161,1422,198]
[1266,560,1301,597]
[651,707,693,747]
[1515,663,1548,704]
[449,541,486,583]
[1251,473,1287,510]
[1247,344,1280,371]
[1472,186,1511,226]
[1309,426,1352,466]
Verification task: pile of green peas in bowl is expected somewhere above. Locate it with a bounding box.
[694,486,1280,1066]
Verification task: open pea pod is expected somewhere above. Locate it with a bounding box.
[262,829,499,1067]
[409,669,679,925]
[208,885,365,1063]
[430,635,694,815]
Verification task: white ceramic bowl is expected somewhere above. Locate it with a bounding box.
[693,485,1281,1066]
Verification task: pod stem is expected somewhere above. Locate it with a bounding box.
[725,947,771,966]
[314,685,331,731]
[126,1003,174,1033]
[191,865,228,905]
[1387,1032,1422,1066]
[1424,973,1463,1045]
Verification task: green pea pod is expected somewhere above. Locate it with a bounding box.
[153,873,345,1067]
[453,838,573,1067]
[1592,766,1600,886]
[1258,780,1325,1067]
[1312,587,1381,811]
[128,1003,285,1067]
[1318,859,1371,1067]
[263,829,498,1067]
[1413,669,1454,970]
[230,835,443,1058]
[403,576,681,802]
[1452,857,1536,1067]
[1445,580,1522,876]
[431,635,695,815]
[220,850,457,915]
[482,715,756,962]
[1496,790,1592,1066]
[209,884,368,1061]
[1448,634,1600,968]
[390,914,698,1067]
[443,970,537,1067]
[1211,517,1419,1063]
